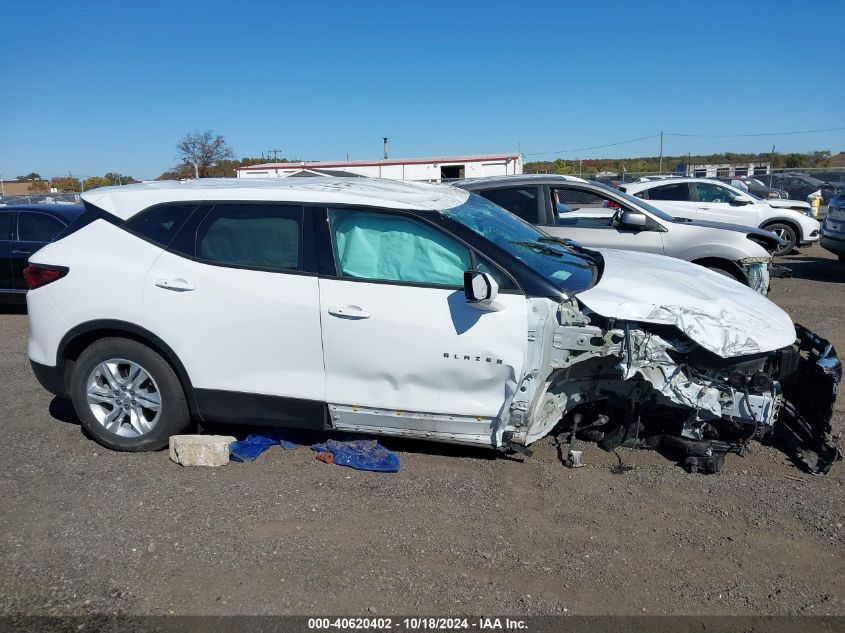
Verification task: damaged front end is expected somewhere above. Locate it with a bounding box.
[501,298,842,475]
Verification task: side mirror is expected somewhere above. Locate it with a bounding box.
[464,271,499,304]
[730,198,753,206]
[619,210,648,229]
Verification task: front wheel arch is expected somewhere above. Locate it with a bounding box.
[760,220,800,254]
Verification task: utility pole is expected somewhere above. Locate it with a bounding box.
[383,137,389,160]
[269,148,283,160]
[658,130,664,173]
[769,145,776,187]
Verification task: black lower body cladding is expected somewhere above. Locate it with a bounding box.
[775,324,842,475]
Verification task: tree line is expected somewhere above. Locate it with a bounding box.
[524,150,840,176]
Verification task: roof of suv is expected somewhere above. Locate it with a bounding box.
[80,177,471,220]
[452,174,588,189]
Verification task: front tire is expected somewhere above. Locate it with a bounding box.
[70,338,189,451]
[765,223,797,256]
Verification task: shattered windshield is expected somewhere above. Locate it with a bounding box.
[442,194,598,293]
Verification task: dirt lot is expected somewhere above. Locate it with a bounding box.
[0,247,843,618]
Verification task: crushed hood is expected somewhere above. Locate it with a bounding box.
[577,249,796,358]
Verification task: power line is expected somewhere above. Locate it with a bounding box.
[523,134,660,157]
[522,125,845,159]
[665,125,845,138]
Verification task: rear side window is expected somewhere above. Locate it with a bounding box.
[124,203,196,246]
[0,212,11,239]
[646,183,691,201]
[478,187,540,224]
[18,212,65,242]
[196,204,303,272]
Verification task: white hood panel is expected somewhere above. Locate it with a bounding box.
[577,249,796,358]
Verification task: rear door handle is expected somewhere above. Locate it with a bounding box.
[696,205,711,210]
[327,305,371,319]
[11,249,31,256]
[155,278,195,292]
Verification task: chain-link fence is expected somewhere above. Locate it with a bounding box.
[0,193,81,205]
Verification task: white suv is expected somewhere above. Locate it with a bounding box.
[620,178,821,255]
[25,178,840,474]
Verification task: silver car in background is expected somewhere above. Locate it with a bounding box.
[453,175,783,294]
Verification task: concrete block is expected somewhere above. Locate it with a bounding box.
[169,435,236,467]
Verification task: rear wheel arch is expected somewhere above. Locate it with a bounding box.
[692,258,748,285]
[57,320,200,419]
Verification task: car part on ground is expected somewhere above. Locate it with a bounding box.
[24,178,840,476]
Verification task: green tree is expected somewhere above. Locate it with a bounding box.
[17,172,42,181]
[51,177,81,193]
[83,176,113,190]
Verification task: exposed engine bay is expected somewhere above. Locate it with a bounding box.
[501,298,842,475]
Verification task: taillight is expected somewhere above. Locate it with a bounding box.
[23,264,68,290]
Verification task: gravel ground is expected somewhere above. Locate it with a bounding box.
[0,246,843,617]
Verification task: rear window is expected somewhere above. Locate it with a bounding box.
[18,212,66,242]
[195,203,304,272]
[478,187,540,224]
[124,203,197,246]
[0,212,11,239]
[646,182,691,201]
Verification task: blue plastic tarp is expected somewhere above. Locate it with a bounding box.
[311,439,400,473]
[230,433,299,462]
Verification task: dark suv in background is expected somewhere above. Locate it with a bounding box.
[0,204,83,303]
[821,192,845,263]
[765,173,845,203]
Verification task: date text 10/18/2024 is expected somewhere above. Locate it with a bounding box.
[308,617,528,630]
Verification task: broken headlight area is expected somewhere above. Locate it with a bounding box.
[737,257,771,295]
[530,320,841,475]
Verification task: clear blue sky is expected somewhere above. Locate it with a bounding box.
[2,0,844,180]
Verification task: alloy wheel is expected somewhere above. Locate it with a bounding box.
[85,358,162,437]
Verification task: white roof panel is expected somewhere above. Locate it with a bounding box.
[81,177,471,220]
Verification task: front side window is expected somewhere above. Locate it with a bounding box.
[695,183,740,203]
[329,208,471,287]
[18,212,65,242]
[478,187,541,224]
[196,204,303,271]
[646,182,691,201]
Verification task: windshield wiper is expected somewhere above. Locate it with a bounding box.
[511,240,566,256]
[538,236,584,250]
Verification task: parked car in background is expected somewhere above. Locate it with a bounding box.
[717,176,788,199]
[764,172,845,204]
[619,178,820,255]
[23,178,840,474]
[0,204,84,303]
[821,191,845,263]
[453,175,781,294]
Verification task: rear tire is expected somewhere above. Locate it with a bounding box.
[70,338,189,451]
[765,223,797,256]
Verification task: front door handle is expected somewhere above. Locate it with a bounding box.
[696,205,711,210]
[328,305,371,319]
[11,249,31,256]
[155,278,195,292]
